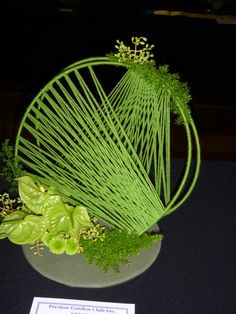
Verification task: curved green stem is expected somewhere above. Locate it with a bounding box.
[164,110,201,215]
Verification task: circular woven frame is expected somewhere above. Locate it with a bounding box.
[15,57,201,234]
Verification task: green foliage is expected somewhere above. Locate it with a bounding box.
[0,176,94,248]
[157,65,192,124]
[0,140,23,190]
[81,228,163,273]
[108,48,192,124]
[1,177,162,272]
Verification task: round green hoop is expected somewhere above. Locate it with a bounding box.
[15,57,201,222]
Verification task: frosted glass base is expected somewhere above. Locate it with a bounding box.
[22,236,161,288]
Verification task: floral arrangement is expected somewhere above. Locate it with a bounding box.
[0,37,200,273]
[0,132,163,273]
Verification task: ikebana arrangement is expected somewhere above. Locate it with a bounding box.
[0,37,201,274]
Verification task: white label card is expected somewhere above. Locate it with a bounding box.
[29,297,135,314]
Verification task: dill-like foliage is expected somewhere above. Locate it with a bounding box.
[0,140,23,190]
[81,229,163,273]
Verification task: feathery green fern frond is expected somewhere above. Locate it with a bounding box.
[81,229,163,273]
[0,140,24,190]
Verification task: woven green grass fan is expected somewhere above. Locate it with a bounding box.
[14,37,200,238]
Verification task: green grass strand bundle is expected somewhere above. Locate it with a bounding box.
[15,59,168,235]
[14,37,201,236]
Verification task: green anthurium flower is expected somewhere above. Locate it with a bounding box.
[17,176,94,242]
[70,205,94,235]
[0,211,26,238]
[45,202,94,237]
[18,176,51,214]
[3,213,46,244]
[0,233,7,240]
[44,201,71,236]
[18,176,70,217]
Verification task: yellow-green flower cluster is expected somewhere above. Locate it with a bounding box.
[81,222,106,242]
[0,193,24,216]
[114,37,155,64]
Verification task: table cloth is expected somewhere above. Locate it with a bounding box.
[0,160,235,314]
